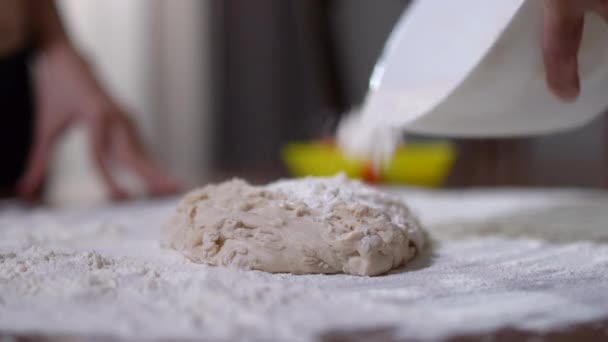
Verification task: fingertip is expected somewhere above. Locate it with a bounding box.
[546,71,580,102]
[16,179,40,203]
[109,188,130,202]
[559,87,580,102]
[148,179,183,197]
[545,56,580,102]
[16,183,32,201]
[548,81,580,102]
[128,157,184,197]
[16,171,38,199]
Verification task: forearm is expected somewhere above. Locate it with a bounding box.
[27,0,71,50]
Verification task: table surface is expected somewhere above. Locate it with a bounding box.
[1,188,608,341]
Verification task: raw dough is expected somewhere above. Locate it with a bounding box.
[161,175,425,276]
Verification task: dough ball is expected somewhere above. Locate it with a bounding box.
[161,175,425,276]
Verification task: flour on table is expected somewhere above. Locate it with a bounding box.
[161,175,425,276]
[2,190,608,341]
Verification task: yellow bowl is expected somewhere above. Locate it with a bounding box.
[281,142,456,188]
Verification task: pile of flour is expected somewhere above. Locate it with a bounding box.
[1,188,608,340]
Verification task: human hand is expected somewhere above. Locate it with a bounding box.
[543,0,608,101]
[18,42,182,201]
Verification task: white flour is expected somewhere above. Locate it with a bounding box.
[1,188,608,341]
[269,175,425,250]
[336,110,401,167]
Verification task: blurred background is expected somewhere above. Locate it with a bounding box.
[48,0,608,204]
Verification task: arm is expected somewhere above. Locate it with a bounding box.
[18,0,181,200]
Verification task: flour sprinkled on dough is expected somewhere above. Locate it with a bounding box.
[161,175,425,276]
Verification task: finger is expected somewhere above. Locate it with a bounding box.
[114,121,182,196]
[543,0,585,102]
[88,115,129,200]
[127,153,182,196]
[17,137,53,200]
[17,109,70,200]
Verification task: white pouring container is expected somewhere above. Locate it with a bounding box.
[359,0,608,137]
